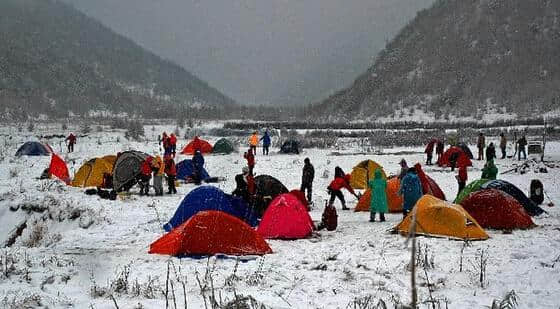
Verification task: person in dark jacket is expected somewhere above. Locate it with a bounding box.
[328,168,359,210]
[398,159,409,180]
[436,140,444,162]
[232,167,253,203]
[398,167,423,218]
[425,141,435,165]
[517,135,527,161]
[499,133,507,159]
[191,150,205,185]
[486,142,496,162]
[300,158,314,204]
[477,132,486,160]
[260,130,271,155]
[164,155,177,194]
[66,133,77,153]
[456,163,468,196]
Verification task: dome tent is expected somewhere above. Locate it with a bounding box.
[437,146,472,168]
[181,137,213,155]
[163,186,258,232]
[454,179,490,204]
[176,159,210,181]
[213,138,236,154]
[280,140,300,154]
[481,180,545,216]
[150,211,272,257]
[350,160,387,189]
[15,141,53,156]
[257,193,314,239]
[112,151,150,192]
[72,156,115,188]
[415,163,446,200]
[253,175,289,217]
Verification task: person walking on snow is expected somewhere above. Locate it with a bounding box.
[477,132,486,160]
[486,142,496,162]
[164,155,177,194]
[249,131,258,155]
[300,157,314,204]
[368,168,388,222]
[398,167,423,218]
[456,163,468,196]
[66,133,77,153]
[244,148,255,175]
[169,133,177,157]
[162,132,171,157]
[192,150,205,185]
[151,155,164,196]
[327,167,359,210]
[260,130,271,155]
[499,132,507,159]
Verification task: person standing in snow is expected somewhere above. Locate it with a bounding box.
[66,133,77,153]
[327,167,359,210]
[192,150,205,185]
[300,157,314,204]
[517,135,527,161]
[499,132,507,159]
[260,130,271,155]
[481,159,498,180]
[151,155,164,196]
[477,132,486,161]
[138,157,153,196]
[425,140,435,165]
[486,142,496,162]
[249,131,258,156]
[244,148,255,175]
[169,133,178,157]
[436,140,444,162]
[164,155,177,194]
[368,168,388,222]
[456,163,468,196]
[398,159,409,180]
[398,167,423,218]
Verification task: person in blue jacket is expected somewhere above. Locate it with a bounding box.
[398,167,423,218]
[192,150,205,185]
[260,130,271,155]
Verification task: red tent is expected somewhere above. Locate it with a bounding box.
[180,137,213,155]
[425,138,439,153]
[437,146,472,168]
[149,211,272,256]
[49,153,70,184]
[289,189,309,209]
[414,163,446,200]
[257,193,314,239]
[460,189,534,230]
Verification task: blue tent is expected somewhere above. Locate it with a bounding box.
[163,186,258,231]
[15,141,52,157]
[176,159,210,181]
[481,179,544,216]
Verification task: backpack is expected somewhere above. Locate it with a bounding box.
[320,201,338,231]
[530,179,544,205]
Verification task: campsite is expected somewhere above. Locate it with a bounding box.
[0,122,558,308]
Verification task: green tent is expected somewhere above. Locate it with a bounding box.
[213,138,236,154]
[454,179,490,204]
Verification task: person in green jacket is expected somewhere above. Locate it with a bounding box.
[368,168,388,222]
[481,159,498,180]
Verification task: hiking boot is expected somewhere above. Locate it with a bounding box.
[342,206,349,210]
[380,214,386,222]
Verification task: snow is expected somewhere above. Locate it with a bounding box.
[0,124,559,308]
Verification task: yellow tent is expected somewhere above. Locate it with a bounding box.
[71,157,115,188]
[350,160,387,189]
[394,195,489,240]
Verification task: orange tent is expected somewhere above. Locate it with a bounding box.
[394,195,488,240]
[354,177,403,213]
[181,137,213,155]
[149,211,272,256]
[49,153,70,184]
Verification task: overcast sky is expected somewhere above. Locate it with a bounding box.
[63,0,434,105]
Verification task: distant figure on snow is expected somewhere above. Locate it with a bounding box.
[164,155,177,194]
[481,159,498,180]
[66,133,77,153]
[191,150,205,185]
[456,163,468,196]
[499,132,507,159]
[151,155,164,196]
[169,133,178,157]
[300,158,314,204]
[327,167,359,210]
[477,132,486,161]
[260,130,271,155]
[425,140,435,165]
[398,159,409,180]
[368,168,388,222]
[486,142,496,162]
[249,131,259,155]
[138,157,153,196]
[517,135,527,161]
[436,140,444,162]
[244,148,255,175]
[398,167,422,218]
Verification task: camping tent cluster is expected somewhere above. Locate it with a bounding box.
[181,137,236,155]
[150,179,314,257]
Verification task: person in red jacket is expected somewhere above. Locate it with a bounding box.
[138,157,153,196]
[164,155,177,194]
[456,163,468,196]
[328,167,359,210]
[169,133,178,157]
[66,133,77,153]
[244,148,255,175]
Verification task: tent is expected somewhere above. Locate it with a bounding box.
[150,211,272,257]
[15,141,53,157]
[254,175,289,216]
[181,138,213,155]
[112,151,150,192]
[289,189,309,209]
[460,189,534,230]
[437,147,472,168]
[350,160,387,189]
[163,186,258,232]
[355,177,403,213]
[212,138,236,154]
[414,163,446,200]
[176,159,210,181]
[257,193,314,239]
[101,155,117,165]
[48,154,70,184]
[457,143,474,159]
[280,140,300,154]
[71,157,115,188]
[454,179,490,204]
[394,195,489,240]
[481,180,545,216]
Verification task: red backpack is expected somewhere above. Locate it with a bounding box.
[321,201,338,231]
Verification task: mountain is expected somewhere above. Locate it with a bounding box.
[0,0,235,119]
[312,0,560,122]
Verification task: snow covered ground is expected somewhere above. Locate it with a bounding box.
[0,124,559,308]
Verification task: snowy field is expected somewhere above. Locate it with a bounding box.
[0,124,559,308]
